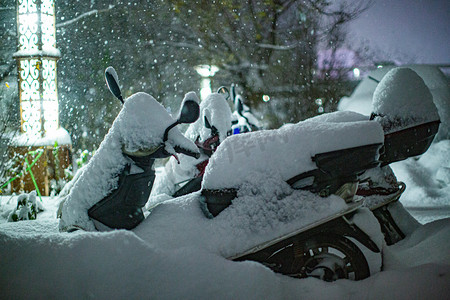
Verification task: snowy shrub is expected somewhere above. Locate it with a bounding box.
[76,149,93,169]
[0,151,25,195]
[7,191,45,222]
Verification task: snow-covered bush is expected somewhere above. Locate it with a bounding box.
[7,191,44,222]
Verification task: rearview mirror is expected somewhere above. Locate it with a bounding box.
[163,99,200,142]
[217,86,230,100]
[178,99,200,124]
[105,67,124,104]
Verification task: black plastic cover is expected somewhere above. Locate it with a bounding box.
[379,120,440,166]
[88,156,156,230]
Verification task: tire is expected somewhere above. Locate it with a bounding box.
[267,233,370,281]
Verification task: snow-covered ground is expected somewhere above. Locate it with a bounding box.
[0,148,449,299]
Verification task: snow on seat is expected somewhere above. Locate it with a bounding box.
[201,117,384,216]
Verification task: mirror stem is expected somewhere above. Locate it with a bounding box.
[163,121,180,142]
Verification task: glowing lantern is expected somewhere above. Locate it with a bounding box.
[8,0,71,197]
[13,0,60,136]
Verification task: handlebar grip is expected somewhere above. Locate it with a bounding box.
[174,145,200,159]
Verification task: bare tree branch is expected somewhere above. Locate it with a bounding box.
[256,43,298,50]
[56,5,116,28]
[0,62,15,82]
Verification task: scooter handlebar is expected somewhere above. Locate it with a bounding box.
[174,144,201,159]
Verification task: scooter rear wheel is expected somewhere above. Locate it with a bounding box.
[268,233,370,281]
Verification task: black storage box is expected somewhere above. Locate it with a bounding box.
[379,120,440,166]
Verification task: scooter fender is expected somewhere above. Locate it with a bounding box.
[312,212,381,253]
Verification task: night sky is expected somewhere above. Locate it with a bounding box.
[345,0,449,64]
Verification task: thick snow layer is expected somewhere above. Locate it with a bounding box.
[13,46,61,58]
[119,92,199,155]
[11,127,72,146]
[372,68,439,133]
[185,92,232,143]
[339,64,449,140]
[307,110,370,123]
[0,189,449,299]
[203,118,384,190]
[140,174,351,258]
[59,92,199,231]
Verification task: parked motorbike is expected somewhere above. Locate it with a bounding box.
[167,84,261,198]
[199,68,440,281]
[199,110,438,281]
[226,84,262,134]
[146,88,233,203]
[58,67,201,232]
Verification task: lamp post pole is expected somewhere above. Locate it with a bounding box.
[8,0,71,196]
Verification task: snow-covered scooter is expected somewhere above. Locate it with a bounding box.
[150,89,233,200]
[154,84,261,199]
[199,67,440,281]
[227,83,262,133]
[59,67,201,232]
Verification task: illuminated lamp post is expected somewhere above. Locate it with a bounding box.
[195,65,219,100]
[9,0,72,196]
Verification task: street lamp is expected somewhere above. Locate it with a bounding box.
[13,0,61,136]
[194,65,219,100]
[8,0,72,196]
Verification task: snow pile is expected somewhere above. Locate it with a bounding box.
[203,118,384,190]
[371,68,439,133]
[391,139,450,207]
[209,173,350,256]
[119,92,198,155]
[59,92,199,231]
[409,65,450,141]
[383,218,450,269]
[0,189,449,299]
[4,191,45,222]
[11,127,72,147]
[140,175,354,258]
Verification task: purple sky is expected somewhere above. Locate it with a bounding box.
[345,0,449,64]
